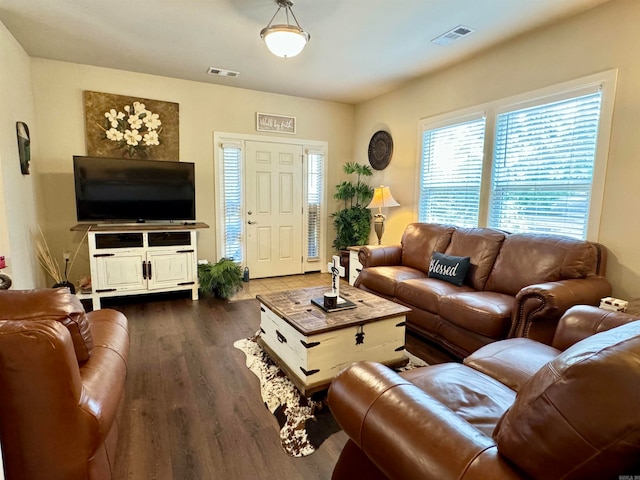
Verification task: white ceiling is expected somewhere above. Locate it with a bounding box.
[0,0,611,104]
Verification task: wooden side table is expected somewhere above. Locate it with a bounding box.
[347,246,363,286]
[623,298,640,317]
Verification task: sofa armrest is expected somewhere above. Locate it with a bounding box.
[552,304,640,350]
[358,244,402,268]
[79,309,129,444]
[328,361,522,480]
[510,276,612,345]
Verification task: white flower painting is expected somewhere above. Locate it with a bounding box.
[84,91,179,160]
[98,100,163,157]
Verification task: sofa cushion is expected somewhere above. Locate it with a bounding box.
[357,266,426,298]
[439,291,514,339]
[445,227,506,290]
[427,252,470,286]
[485,234,597,296]
[396,278,474,313]
[464,338,561,392]
[494,321,640,479]
[400,363,515,437]
[0,288,93,362]
[401,223,455,272]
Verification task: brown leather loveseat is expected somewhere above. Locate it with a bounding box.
[328,305,640,479]
[0,288,129,480]
[355,223,611,360]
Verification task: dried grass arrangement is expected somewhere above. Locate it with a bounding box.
[34,225,90,288]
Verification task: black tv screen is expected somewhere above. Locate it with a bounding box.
[73,156,196,222]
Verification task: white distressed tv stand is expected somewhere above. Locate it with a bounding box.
[71,222,209,310]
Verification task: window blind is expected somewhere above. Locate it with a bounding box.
[221,144,243,262]
[489,91,602,239]
[306,151,324,260]
[419,117,485,227]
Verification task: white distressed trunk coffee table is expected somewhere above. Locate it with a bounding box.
[256,284,410,396]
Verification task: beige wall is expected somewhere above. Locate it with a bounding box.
[29,60,354,284]
[5,0,639,297]
[353,0,640,299]
[0,21,40,289]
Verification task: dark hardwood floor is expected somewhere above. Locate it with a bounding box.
[109,291,347,480]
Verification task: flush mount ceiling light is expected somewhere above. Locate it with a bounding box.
[260,0,310,58]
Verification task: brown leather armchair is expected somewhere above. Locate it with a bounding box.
[328,306,640,480]
[0,288,129,480]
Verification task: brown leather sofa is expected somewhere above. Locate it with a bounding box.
[0,288,129,480]
[355,223,611,361]
[328,305,640,480]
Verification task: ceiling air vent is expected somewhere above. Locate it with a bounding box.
[207,67,240,78]
[431,25,475,46]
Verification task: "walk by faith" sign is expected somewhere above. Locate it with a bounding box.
[256,112,296,134]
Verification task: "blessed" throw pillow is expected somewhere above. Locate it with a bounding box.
[428,252,471,287]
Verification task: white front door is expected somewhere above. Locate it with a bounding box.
[245,141,303,278]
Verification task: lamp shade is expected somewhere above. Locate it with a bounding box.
[367,186,400,210]
[261,25,309,58]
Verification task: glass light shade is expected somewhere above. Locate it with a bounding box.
[261,25,309,58]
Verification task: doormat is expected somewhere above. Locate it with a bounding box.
[233,334,427,457]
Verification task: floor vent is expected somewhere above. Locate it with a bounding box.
[207,67,240,77]
[432,25,475,46]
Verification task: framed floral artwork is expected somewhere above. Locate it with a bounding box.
[83,91,179,160]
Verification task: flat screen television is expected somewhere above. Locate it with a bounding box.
[73,156,196,222]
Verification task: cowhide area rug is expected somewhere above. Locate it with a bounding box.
[233,334,428,457]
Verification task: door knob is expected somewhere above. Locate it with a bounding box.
[248,220,256,225]
[247,210,253,215]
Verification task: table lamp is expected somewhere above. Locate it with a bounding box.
[367,185,400,245]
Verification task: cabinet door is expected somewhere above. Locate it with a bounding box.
[146,250,195,291]
[94,252,146,292]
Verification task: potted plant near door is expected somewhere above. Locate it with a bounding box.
[332,162,374,274]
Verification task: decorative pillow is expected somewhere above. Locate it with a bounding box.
[428,252,470,286]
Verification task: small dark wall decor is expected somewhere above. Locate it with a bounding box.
[16,121,30,175]
[368,130,393,170]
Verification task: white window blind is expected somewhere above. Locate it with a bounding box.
[221,144,243,262]
[306,151,324,260]
[489,90,602,239]
[419,116,485,227]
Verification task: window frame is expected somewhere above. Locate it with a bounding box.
[417,111,486,227]
[304,148,325,263]
[415,70,617,240]
[218,141,244,263]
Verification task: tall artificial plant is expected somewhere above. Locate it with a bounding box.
[332,162,374,251]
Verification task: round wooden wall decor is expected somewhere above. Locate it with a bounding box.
[368,130,393,170]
